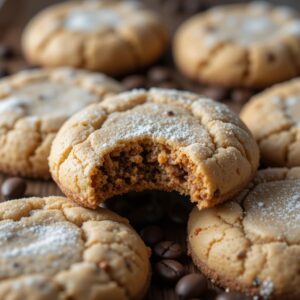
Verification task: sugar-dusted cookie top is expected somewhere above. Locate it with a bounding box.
[174,1,300,88]
[241,77,300,167]
[188,167,300,300]
[0,68,122,178]
[0,196,150,300]
[49,88,259,210]
[22,0,168,75]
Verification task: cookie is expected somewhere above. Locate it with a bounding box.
[174,2,300,88]
[0,67,122,178]
[240,78,300,167]
[49,88,259,210]
[0,196,150,300]
[188,167,300,300]
[22,0,168,75]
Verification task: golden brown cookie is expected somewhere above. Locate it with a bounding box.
[49,88,259,210]
[0,67,122,179]
[174,2,300,88]
[240,78,300,167]
[0,196,150,300]
[22,0,168,75]
[188,167,300,300]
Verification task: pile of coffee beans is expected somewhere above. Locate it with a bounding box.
[1,177,27,201]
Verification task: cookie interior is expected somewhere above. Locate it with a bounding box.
[92,139,207,204]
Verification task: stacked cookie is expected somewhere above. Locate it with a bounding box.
[0,1,299,300]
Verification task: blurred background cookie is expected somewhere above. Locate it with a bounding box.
[174,2,300,88]
[241,77,300,167]
[22,0,168,75]
[188,167,300,300]
[0,67,122,178]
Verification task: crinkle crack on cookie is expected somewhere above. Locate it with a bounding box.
[188,167,300,300]
[174,1,300,88]
[49,88,259,210]
[0,67,122,178]
[241,77,300,167]
[0,196,150,300]
[22,0,168,75]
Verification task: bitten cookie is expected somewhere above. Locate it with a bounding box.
[0,67,122,178]
[188,167,300,300]
[174,2,300,88]
[49,88,259,210]
[0,196,150,300]
[22,0,168,75]
[241,78,300,167]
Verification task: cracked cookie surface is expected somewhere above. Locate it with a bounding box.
[188,167,300,300]
[49,88,259,210]
[22,0,168,75]
[174,2,300,88]
[0,196,150,300]
[0,67,122,178]
[241,78,300,167]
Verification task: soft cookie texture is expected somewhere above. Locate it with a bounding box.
[49,88,259,210]
[188,168,300,300]
[174,2,300,88]
[0,67,122,178]
[0,196,150,300]
[22,0,168,75]
[241,78,300,167]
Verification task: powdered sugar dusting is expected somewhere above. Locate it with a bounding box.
[201,2,298,47]
[95,102,211,151]
[243,180,300,243]
[0,220,81,258]
[259,279,274,299]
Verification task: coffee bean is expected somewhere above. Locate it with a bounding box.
[122,75,147,90]
[175,273,207,300]
[184,0,208,14]
[215,292,252,300]
[140,225,163,246]
[148,66,172,83]
[154,241,183,259]
[167,197,193,224]
[0,44,14,59]
[1,177,27,200]
[202,86,229,102]
[0,68,9,78]
[128,199,164,225]
[155,259,185,284]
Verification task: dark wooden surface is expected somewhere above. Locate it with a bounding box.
[0,1,299,299]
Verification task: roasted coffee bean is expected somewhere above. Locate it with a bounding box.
[231,89,253,104]
[122,75,147,89]
[148,66,172,83]
[167,197,193,224]
[184,0,208,14]
[0,67,9,78]
[216,292,252,300]
[155,259,185,284]
[154,241,183,259]
[1,177,27,200]
[175,273,207,299]
[202,86,229,102]
[128,199,164,225]
[140,225,163,246]
[0,44,14,59]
